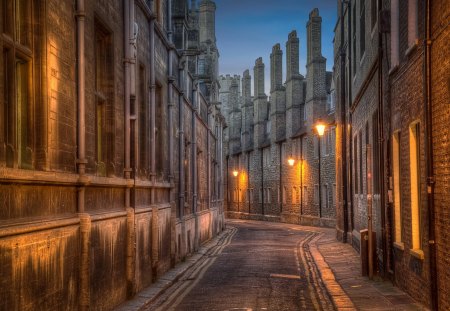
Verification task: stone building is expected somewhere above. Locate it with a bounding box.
[0,0,224,310]
[334,0,449,309]
[221,9,336,227]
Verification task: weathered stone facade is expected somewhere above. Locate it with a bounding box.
[221,9,336,227]
[334,0,449,309]
[0,0,224,310]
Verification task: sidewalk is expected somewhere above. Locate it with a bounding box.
[310,230,428,311]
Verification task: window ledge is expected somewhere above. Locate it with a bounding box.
[409,248,424,260]
[393,241,405,251]
[359,52,366,66]
[389,63,399,76]
[406,41,419,57]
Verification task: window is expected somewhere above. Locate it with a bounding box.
[265,120,271,136]
[360,0,366,58]
[155,0,163,24]
[372,112,380,193]
[352,3,357,75]
[354,135,359,194]
[95,19,114,176]
[266,188,271,204]
[392,131,402,245]
[409,122,422,251]
[358,131,364,194]
[139,65,148,178]
[327,90,336,112]
[408,0,418,48]
[292,187,297,204]
[155,84,164,175]
[391,0,400,67]
[332,184,336,207]
[198,58,205,75]
[282,186,287,204]
[371,0,377,30]
[323,184,329,210]
[250,189,254,203]
[263,147,271,167]
[314,184,319,205]
[303,186,308,206]
[1,0,34,169]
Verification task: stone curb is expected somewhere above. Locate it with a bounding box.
[308,233,357,311]
[115,228,233,311]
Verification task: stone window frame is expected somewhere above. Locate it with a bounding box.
[408,121,423,259]
[392,130,404,250]
[138,63,149,179]
[314,184,319,205]
[94,17,115,177]
[1,0,35,170]
[406,0,419,55]
[359,0,366,61]
[371,0,378,31]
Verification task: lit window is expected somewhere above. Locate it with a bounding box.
[409,122,422,252]
[392,131,403,245]
[2,0,33,169]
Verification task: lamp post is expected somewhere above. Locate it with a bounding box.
[233,170,239,212]
[315,120,326,219]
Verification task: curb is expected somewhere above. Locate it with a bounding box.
[308,233,357,311]
[115,228,234,311]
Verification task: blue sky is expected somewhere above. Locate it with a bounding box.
[214,0,337,94]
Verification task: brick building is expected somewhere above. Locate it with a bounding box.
[334,0,449,309]
[221,9,337,227]
[0,0,225,309]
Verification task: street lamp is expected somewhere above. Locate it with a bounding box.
[287,157,295,167]
[232,170,239,212]
[315,119,326,219]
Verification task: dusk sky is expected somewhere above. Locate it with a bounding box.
[215,0,337,94]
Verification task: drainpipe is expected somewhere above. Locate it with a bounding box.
[192,82,199,250]
[248,151,251,214]
[377,0,388,277]
[207,110,211,210]
[150,18,156,185]
[178,65,185,219]
[261,150,264,215]
[76,0,87,187]
[340,0,349,243]
[167,0,174,185]
[347,0,354,232]
[125,0,137,297]
[279,143,283,213]
[424,0,438,309]
[300,134,305,215]
[124,0,132,209]
[76,1,90,310]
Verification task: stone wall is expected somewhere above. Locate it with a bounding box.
[0,0,225,310]
[222,8,336,228]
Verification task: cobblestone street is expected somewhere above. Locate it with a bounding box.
[117,220,427,311]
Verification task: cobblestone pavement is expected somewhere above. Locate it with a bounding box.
[116,220,428,311]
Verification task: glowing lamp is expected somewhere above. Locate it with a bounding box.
[232,170,238,177]
[288,158,295,166]
[315,120,326,137]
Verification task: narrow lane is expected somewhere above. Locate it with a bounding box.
[147,220,335,311]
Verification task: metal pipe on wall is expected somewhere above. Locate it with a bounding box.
[340,0,349,243]
[124,0,132,211]
[76,3,89,308]
[423,0,438,309]
[377,0,387,277]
